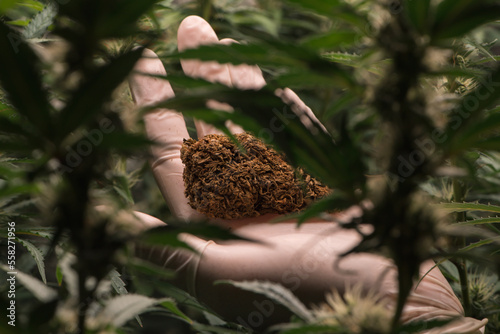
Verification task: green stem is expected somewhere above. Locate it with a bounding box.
[199,0,213,21]
[455,258,471,314]
[452,177,472,316]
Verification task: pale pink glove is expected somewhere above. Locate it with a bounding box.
[128,15,487,333]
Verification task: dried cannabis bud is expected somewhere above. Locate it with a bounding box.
[181,133,330,219]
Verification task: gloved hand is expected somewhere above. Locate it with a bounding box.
[128,15,487,333]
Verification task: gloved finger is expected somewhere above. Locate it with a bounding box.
[395,260,487,333]
[128,48,201,221]
[275,88,328,133]
[177,15,232,85]
[133,211,213,293]
[218,38,325,134]
[177,16,243,137]
[196,99,240,138]
[178,16,328,139]
[219,38,267,90]
[213,37,268,136]
[133,211,166,230]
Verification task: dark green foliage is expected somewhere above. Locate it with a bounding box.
[0,20,52,139]
[432,0,500,40]
[140,223,258,251]
[0,0,500,333]
[55,47,144,138]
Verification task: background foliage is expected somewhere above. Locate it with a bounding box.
[0,0,500,333]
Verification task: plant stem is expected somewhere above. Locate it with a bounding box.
[199,0,213,21]
[452,177,472,316]
[455,258,471,315]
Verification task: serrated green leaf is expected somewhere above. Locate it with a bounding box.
[191,323,248,334]
[141,223,257,250]
[471,137,500,151]
[0,136,34,152]
[0,162,25,179]
[285,0,340,17]
[169,42,304,68]
[18,0,45,12]
[0,156,34,164]
[217,280,314,322]
[294,192,350,225]
[109,171,136,205]
[96,0,161,38]
[108,268,143,327]
[433,0,477,27]
[99,294,174,327]
[202,311,226,326]
[109,268,128,295]
[6,19,30,27]
[432,0,500,40]
[168,41,355,88]
[0,264,56,302]
[56,265,63,286]
[460,236,500,252]
[0,183,38,198]
[272,71,349,89]
[0,113,37,141]
[323,91,358,119]
[465,37,497,63]
[334,5,370,31]
[113,185,133,205]
[23,2,57,39]
[58,0,160,39]
[0,21,52,137]
[139,229,193,251]
[437,260,460,283]
[323,52,361,64]
[128,257,175,279]
[457,217,500,225]
[152,73,222,89]
[457,109,500,146]
[16,227,54,239]
[323,52,389,76]
[165,106,261,136]
[58,251,78,297]
[160,299,192,323]
[0,101,15,112]
[445,66,500,152]
[439,202,500,214]
[428,66,486,79]
[415,258,450,289]
[101,131,154,151]
[16,238,46,284]
[300,30,360,50]
[155,283,211,312]
[404,0,431,35]
[471,55,500,66]
[226,9,280,37]
[1,198,36,215]
[0,0,17,14]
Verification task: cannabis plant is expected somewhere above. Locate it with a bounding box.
[1,0,500,334]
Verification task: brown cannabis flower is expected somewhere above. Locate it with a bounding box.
[181,133,330,219]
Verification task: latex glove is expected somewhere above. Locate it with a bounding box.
[128,15,487,333]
